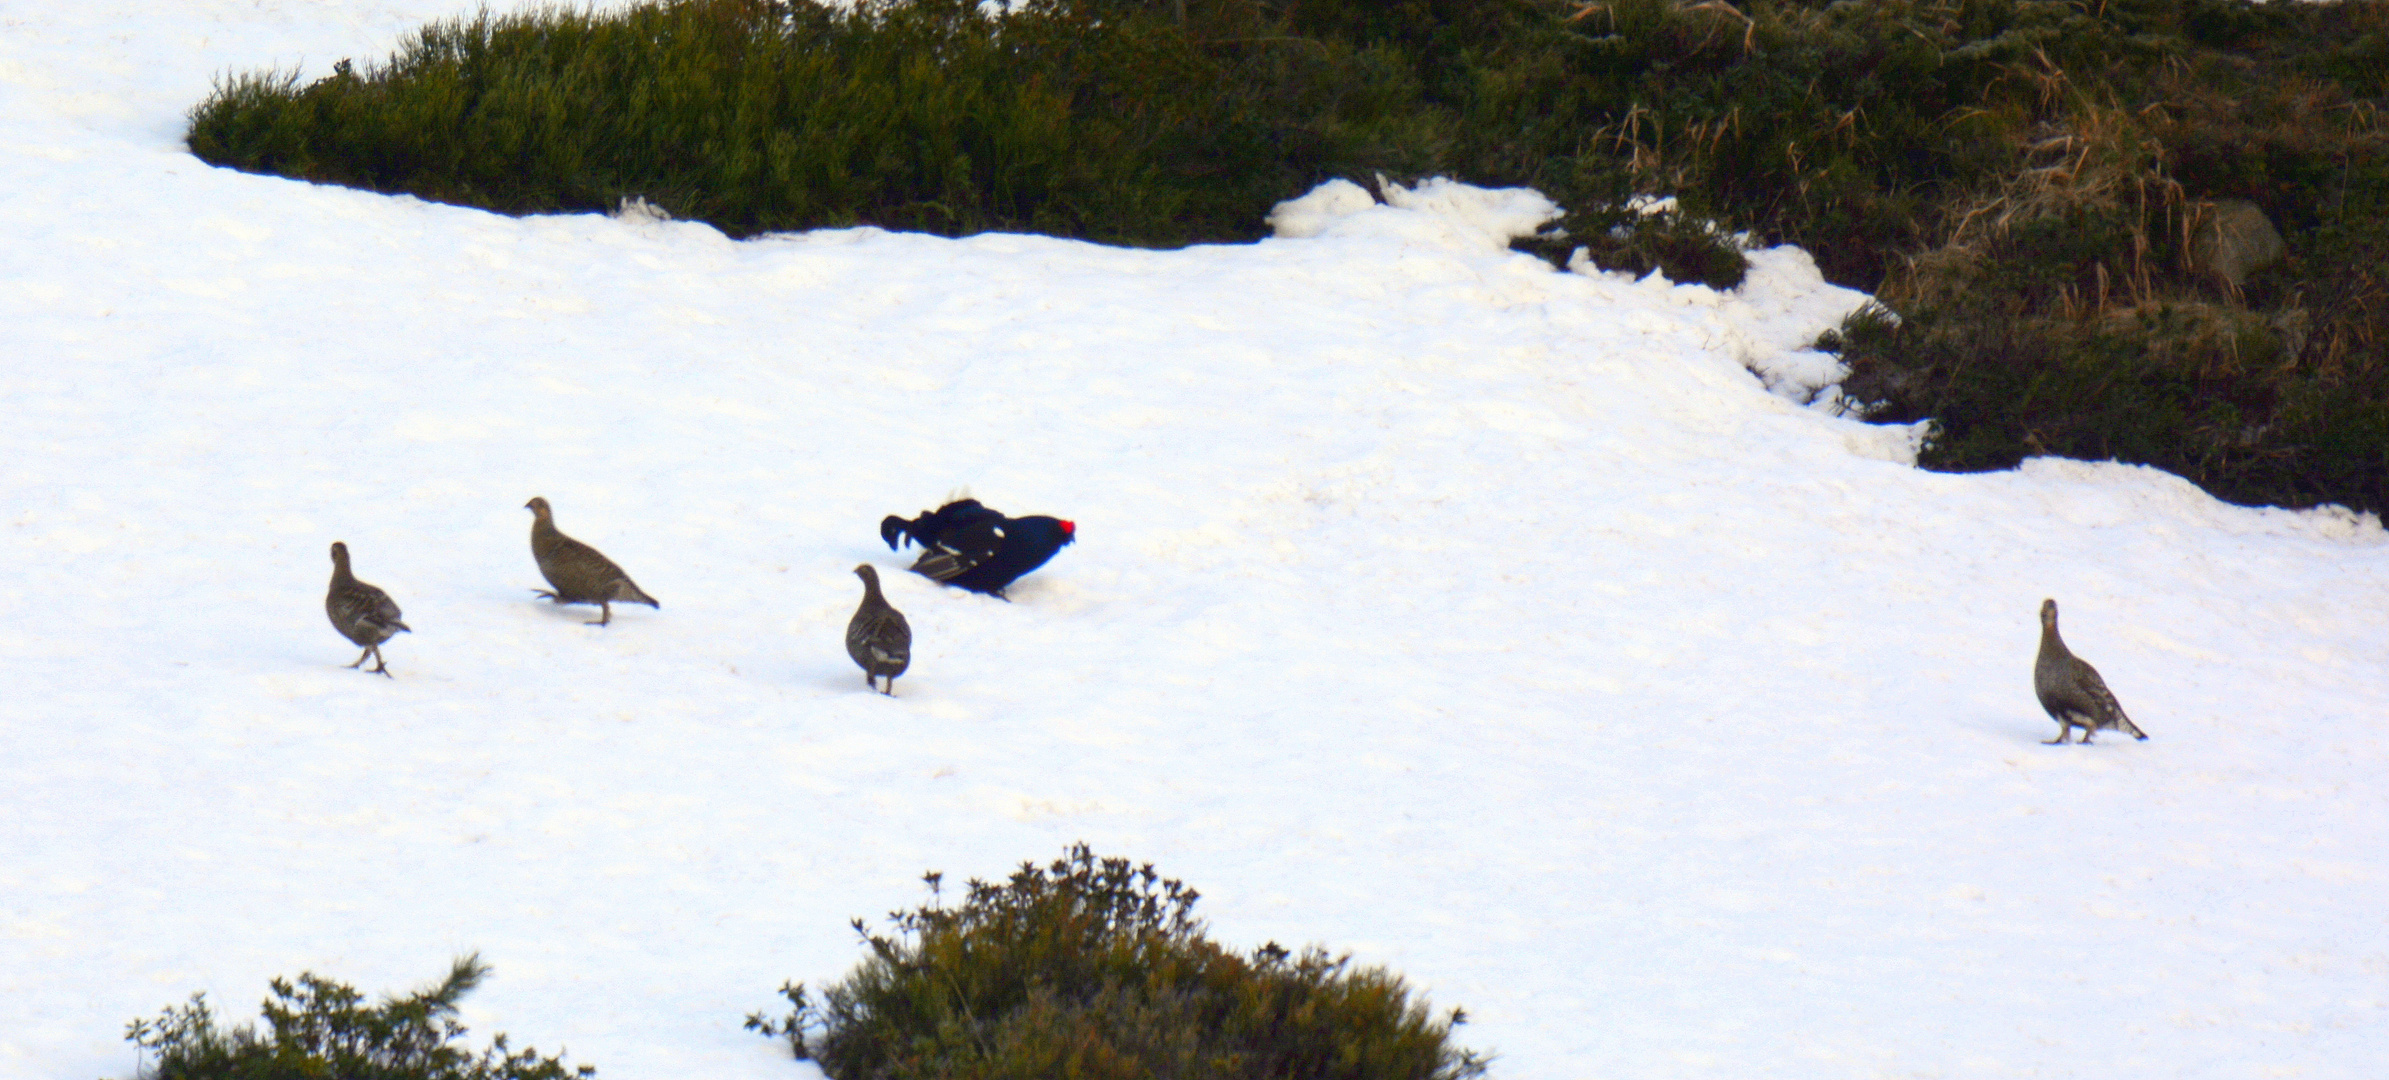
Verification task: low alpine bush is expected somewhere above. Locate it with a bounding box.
[122,955,589,1080]
[185,0,1437,247]
[746,842,1488,1080]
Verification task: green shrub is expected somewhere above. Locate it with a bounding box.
[746,843,1487,1080]
[185,0,2389,511]
[185,0,1439,246]
[1515,202,1750,288]
[122,956,589,1080]
[1813,7,2389,511]
[1500,0,2389,511]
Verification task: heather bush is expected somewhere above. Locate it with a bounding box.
[185,0,1435,246]
[747,843,1487,1080]
[122,956,589,1080]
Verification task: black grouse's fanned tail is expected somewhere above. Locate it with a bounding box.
[880,499,993,552]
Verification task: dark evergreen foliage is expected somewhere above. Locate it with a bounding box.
[187,0,1422,247]
[185,0,2389,512]
[122,956,590,1080]
[746,843,1488,1080]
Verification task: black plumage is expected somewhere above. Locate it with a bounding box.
[880,498,1075,598]
[847,564,912,695]
[2034,598,2148,745]
[525,496,659,626]
[880,498,1002,552]
[326,541,409,677]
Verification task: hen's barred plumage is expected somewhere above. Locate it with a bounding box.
[2034,599,2147,745]
[847,564,911,695]
[326,541,408,677]
[526,497,658,626]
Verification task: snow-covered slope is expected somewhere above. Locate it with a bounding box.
[4,5,2386,1079]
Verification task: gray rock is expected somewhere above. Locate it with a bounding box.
[2190,199,2285,291]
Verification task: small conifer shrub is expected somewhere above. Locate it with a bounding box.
[747,842,1488,1080]
[122,955,590,1080]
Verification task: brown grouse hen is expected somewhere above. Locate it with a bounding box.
[846,564,912,695]
[525,497,659,626]
[2034,599,2148,744]
[326,541,409,677]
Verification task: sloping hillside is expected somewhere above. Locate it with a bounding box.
[1,4,2386,1079]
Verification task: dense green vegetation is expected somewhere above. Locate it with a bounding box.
[186,0,1429,247]
[123,956,590,1080]
[187,0,2389,512]
[746,843,1487,1080]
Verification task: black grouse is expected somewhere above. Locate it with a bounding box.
[326,541,409,677]
[2034,598,2148,744]
[846,564,912,695]
[881,498,1003,552]
[880,498,1075,598]
[525,496,660,626]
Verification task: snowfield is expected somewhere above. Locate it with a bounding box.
[4,3,2388,1079]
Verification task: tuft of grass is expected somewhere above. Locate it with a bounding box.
[1540,0,2389,511]
[747,842,1488,1080]
[121,955,590,1080]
